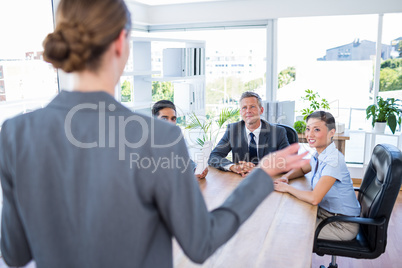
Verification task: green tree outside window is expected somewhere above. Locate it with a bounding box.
[152,81,174,102]
[121,80,132,102]
[379,58,402,92]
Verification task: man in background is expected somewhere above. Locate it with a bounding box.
[152,100,208,179]
[208,91,289,176]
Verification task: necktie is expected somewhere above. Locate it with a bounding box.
[249,132,258,164]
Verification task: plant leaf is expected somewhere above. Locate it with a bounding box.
[196,137,205,147]
[216,108,239,128]
[185,113,203,130]
[388,113,397,134]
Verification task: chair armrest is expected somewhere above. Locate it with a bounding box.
[354,187,361,192]
[314,215,386,240]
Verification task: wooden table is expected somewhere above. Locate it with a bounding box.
[298,131,350,155]
[173,167,318,268]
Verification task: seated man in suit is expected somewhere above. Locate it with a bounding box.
[152,100,208,179]
[208,91,289,176]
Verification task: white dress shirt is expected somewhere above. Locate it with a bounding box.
[224,122,262,170]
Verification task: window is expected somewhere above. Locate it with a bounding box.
[0,0,57,125]
[379,13,402,97]
[138,28,266,115]
[277,14,379,163]
[120,76,134,103]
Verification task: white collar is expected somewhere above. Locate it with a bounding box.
[245,121,262,137]
[314,142,337,162]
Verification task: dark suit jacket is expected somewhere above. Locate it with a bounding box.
[208,120,289,170]
[0,91,274,268]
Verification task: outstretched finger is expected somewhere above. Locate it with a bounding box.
[285,151,309,170]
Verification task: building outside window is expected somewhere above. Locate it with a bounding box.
[277,14,402,165]
[0,0,58,126]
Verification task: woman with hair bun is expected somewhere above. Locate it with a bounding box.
[274,111,361,241]
[0,0,309,267]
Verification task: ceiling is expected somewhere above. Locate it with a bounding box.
[127,0,402,26]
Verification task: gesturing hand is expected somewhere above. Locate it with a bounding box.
[259,143,309,177]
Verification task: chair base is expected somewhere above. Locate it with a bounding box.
[319,256,338,268]
[320,264,338,268]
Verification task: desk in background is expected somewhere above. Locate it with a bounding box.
[298,131,350,156]
[173,167,317,268]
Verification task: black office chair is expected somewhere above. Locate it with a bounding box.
[276,123,298,144]
[313,144,402,268]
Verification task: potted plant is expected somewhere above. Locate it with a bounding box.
[186,107,240,147]
[300,89,330,120]
[184,108,239,169]
[366,96,402,134]
[293,120,306,134]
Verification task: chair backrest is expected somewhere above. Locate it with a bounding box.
[359,143,402,250]
[276,124,298,144]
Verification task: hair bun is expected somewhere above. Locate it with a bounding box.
[43,0,131,73]
[43,30,70,67]
[43,22,93,72]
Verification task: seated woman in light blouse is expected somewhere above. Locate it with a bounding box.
[274,111,360,241]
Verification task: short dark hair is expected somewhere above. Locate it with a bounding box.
[152,100,176,116]
[306,111,336,131]
[240,91,262,107]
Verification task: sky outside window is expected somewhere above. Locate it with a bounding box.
[0,0,57,125]
[277,14,401,112]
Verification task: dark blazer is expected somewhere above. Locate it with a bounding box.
[208,120,289,170]
[0,91,274,268]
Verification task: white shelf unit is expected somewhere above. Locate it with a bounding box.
[363,130,402,171]
[117,37,206,116]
